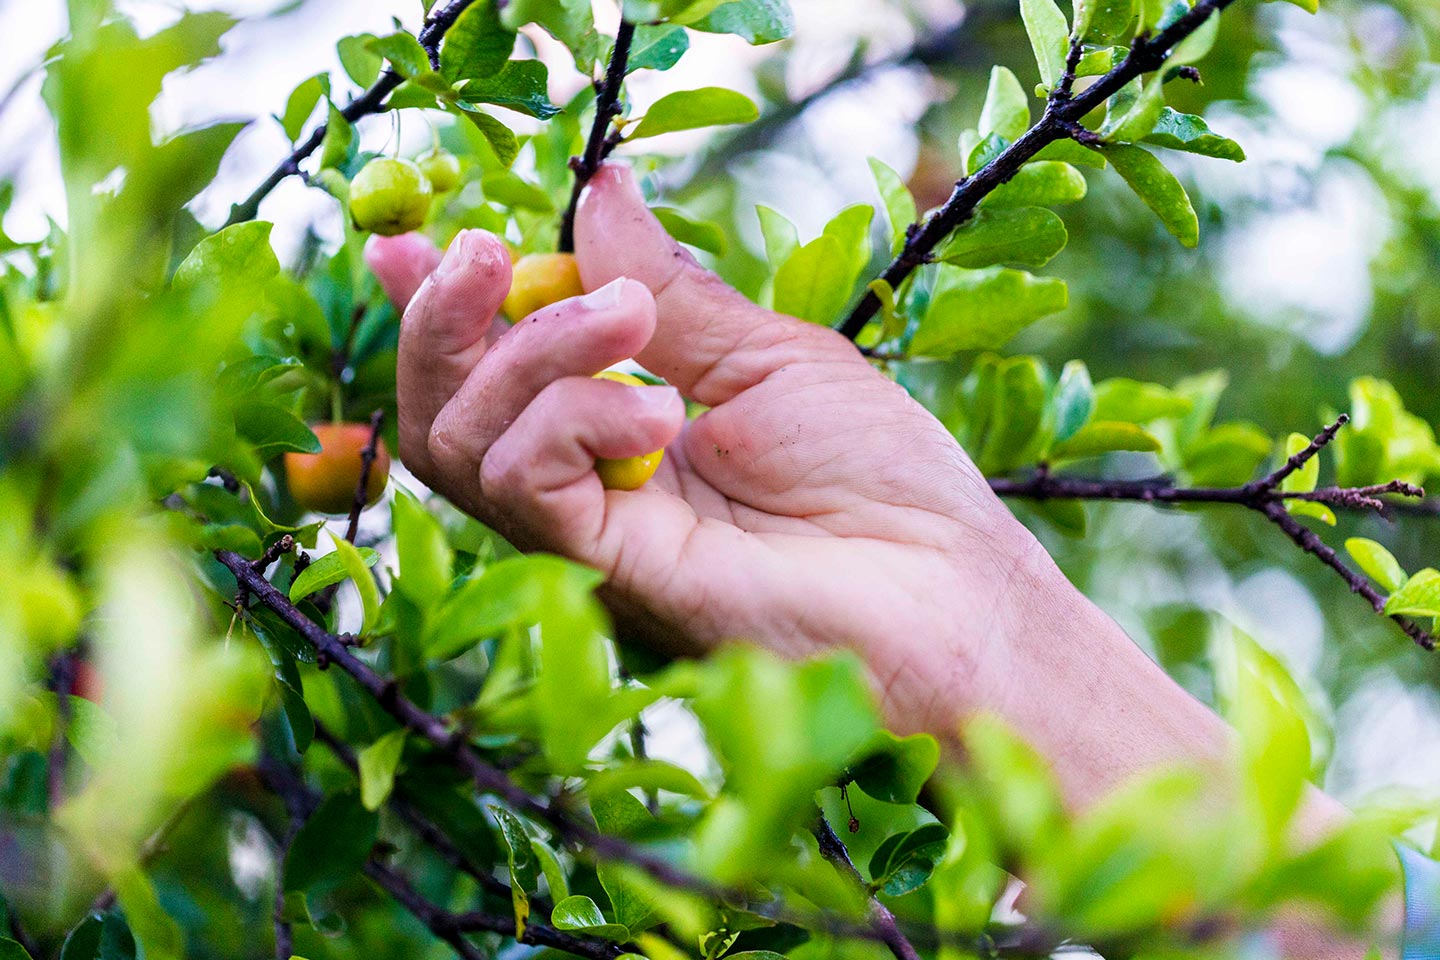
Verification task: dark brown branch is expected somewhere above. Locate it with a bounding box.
[224,0,476,226]
[812,816,924,960]
[987,417,1436,650]
[216,549,732,903]
[1246,415,1348,495]
[362,860,489,960]
[837,0,1237,340]
[344,410,386,544]
[558,20,636,253]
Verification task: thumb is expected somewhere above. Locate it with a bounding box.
[365,233,444,312]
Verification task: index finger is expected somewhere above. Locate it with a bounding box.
[574,164,862,405]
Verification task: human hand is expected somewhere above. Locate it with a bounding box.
[366,164,1074,734]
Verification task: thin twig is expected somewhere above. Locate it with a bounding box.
[987,417,1437,650]
[47,650,76,811]
[223,0,477,226]
[812,815,924,960]
[558,20,636,253]
[344,410,386,544]
[838,0,1237,340]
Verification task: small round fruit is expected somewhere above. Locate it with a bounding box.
[593,371,666,491]
[285,423,392,515]
[349,157,432,236]
[417,149,462,193]
[503,252,584,321]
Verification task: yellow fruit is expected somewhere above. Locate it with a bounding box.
[285,423,392,514]
[417,149,462,192]
[593,371,665,491]
[349,157,432,236]
[504,252,584,321]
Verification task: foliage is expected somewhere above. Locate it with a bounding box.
[0,0,1438,958]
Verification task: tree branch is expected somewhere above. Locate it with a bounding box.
[812,815,924,960]
[558,20,636,253]
[837,0,1238,340]
[987,417,1437,650]
[223,0,477,227]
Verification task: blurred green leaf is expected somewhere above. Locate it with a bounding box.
[358,729,406,811]
[630,88,759,139]
[551,895,633,942]
[1384,570,1440,618]
[653,207,728,255]
[285,792,378,893]
[1051,420,1161,461]
[1052,360,1095,444]
[846,730,940,805]
[337,33,382,87]
[868,158,918,255]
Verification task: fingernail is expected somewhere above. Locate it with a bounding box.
[635,385,681,412]
[435,230,475,278]
[580,277,628,310]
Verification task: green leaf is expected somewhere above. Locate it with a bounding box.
[1170,9,1220,62]
[1277,432,1321,495]
[846,730,940,805]
[772,236,850,325]
[1101,143,1199,247]
[481,169,554,210]
[628,25,689,71]
[629,88,759,139]
[984,161,1087,208]
[532,838,570,902]
[1345,539,1408,595]
[587,760,712,800]
[276,678,313,754]
[285,792,378,893]
[456,60,560,119]
[358,729,407,811]
[1021,0,1070,89]
[591,791,658,931]
[963,714,1063,851]
[441,1,517,83]
[235,402,320,460]
[426,555,604,662]
[174,221,279,291]
[367,32,431,80]
[1277,0,1319,12]
[971,356,1053,474]
[757,205,799,267]
[392,491,453,608]
[653,207,728,255]
[452,104,519,166]
[1217,631,1313,845]
[868,823,949,897]
[330,534,380,635]
[978,66,1030,142]
[0,940,33,960]
[965,131,1008,176]
[337,33,382,87]
[318,100,353,171]
[1144,107,1245,162]
[551,895,633,942]
[280,74,326,142]
[1183,423,1273,486]
[1100,76,1165,143]
[1093,377,1192,422]
[1050,420,1161,461]
[288,548,380,602]
[912,267,1068,357]
[868,158,918,256]
[1074,0,1135,42]
[1052,360,1094,443]
[935,207,1068,269]
[691,0,795,43]
[1384,570,1440,619]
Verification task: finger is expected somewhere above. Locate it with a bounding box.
[365,232,443,312]
[393,229,511,476]
[575,164,864,405]
[479,375,687,561]
[427,277,657,477]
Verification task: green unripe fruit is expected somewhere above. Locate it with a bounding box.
[417,150,462,193]
[349,157,432,236]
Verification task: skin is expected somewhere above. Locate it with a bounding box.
[366,164,1392,959]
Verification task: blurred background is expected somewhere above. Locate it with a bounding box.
[2,0,1438,808]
